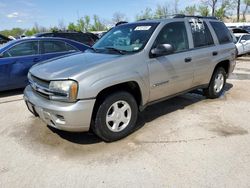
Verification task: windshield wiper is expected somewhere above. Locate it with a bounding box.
[104,47,126,55]
[89,47,97,52]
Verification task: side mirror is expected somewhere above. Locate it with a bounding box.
[240,39,246,43]
[0,53,3,58]
[150,44,174,58]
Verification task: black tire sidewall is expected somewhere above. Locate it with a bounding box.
[93,91,138,142]
[206,67,226,98]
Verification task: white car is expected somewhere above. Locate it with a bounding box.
[235,33,250,56]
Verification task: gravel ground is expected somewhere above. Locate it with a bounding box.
[0,57,250,188]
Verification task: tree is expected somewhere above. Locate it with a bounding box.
[198,5,210,16]
[136,7,153,20]
[84,15,91,31]
[68,22,77,31]
[91,15,106,31]
[50,26,59,32]
[183,5,197,15]
[112,12,127,23]
[154,4,168,18]
[77,17,85,32]
[58,19,66,30]
[174,0,179,14]
[0,28,24,37]
[237,0,241,21]
[243,0,250,21]
[203,0,218,16]
[215,0,235,20]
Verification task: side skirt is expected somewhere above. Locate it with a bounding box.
[139,84,209,111]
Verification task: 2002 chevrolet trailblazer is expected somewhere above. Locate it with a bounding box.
[24,15,236,142]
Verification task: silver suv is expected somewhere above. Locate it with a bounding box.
[24,15,236,142]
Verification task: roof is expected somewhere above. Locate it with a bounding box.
[135,15,219,24]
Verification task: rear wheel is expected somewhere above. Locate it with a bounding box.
[92,91,138,142]
[204,67,226,99]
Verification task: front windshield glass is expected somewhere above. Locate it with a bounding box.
[93,22,159,54]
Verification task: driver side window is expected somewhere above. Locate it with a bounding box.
[154,22,189,53]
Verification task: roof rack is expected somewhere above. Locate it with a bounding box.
[173,14,217,20]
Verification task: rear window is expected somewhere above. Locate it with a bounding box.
[56,33,92,44]
[210,22,233,44]
[41,41,77,53]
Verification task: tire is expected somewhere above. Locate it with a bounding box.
[204,67,227,99]
[92,91,138,142]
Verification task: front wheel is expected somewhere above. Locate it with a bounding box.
[92,91,138,142]
[204,67,227,99]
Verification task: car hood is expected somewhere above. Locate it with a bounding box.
[30,52,121,80]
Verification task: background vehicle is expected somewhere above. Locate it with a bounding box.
[0,34,11,45]
[231,28,249,34]
[0,37,90,91]
[234,33,250,56]
[225,22,250,33]
[35,31,98,46]
[24,15,236,142]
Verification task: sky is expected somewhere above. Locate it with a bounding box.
[0,0,200,30]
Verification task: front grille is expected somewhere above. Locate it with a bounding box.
[29,73,51,99]
[30,74,50,88]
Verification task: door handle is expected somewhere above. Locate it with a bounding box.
[33,58,41,63]
[184,57,192,63]
[212,51,218,56]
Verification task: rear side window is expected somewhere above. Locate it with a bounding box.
[41,41,76,54]
[75,34,93,44]
[210,22,233,44]
[189,19,214,48]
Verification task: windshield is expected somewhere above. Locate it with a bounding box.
[93,22,159,54]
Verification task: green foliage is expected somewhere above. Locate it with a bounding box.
[91,15,107,31]
[2,1,250,36]
[184,5,197,15]
[77,17,85,32]
[84,15,91,31]
[214,0,232,20]
[198,5,210,16]
[136,7,153,20]
[68,22,77,31]
[154,4,168,19]
[0,28,25,37]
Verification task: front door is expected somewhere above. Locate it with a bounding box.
[1,41,40,89]
[148,21,194,102]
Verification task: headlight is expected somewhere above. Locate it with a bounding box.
[49,80,78,102]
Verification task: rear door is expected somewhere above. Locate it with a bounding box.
[40,40,78,61]
[148,21,194,101]
[243,35,250,53]
[0,58,12,91]
[0,41,40,89]
[186,18,216,87]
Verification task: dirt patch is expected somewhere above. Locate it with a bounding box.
[211,125,248,137]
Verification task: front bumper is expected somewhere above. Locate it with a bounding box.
[24,85,96,132]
